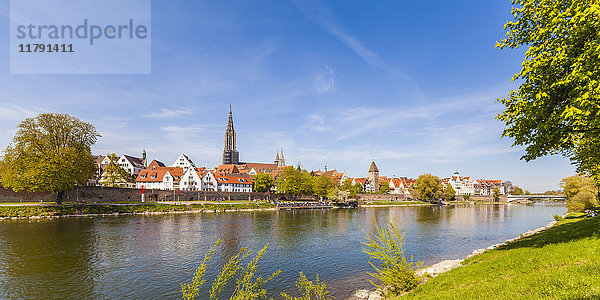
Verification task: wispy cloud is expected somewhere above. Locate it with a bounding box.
[0,103,45,121]
[144,108,193,119]
[293,0,386,70]
[314,64,335,93]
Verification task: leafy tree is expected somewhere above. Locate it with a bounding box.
[99,153,129,187]
[442,184,456,201]
[512,186,525,195]
[524,190,532,195]
[408,188,419,200]
[341,178,353,192]
[415,174,443,201]
[462,194,470,201]
[502,181,514,195]
[276,166,312,198]
[351,183,363,197]
[492,186,501,201]
[253,173,274,193]
[496,1,600,189]
[326,187,349,202]
[567,189,598,213]
[313,175,334,199]
[0,113,100,204]
[380,182,390,194]
[561,175,599,212]
[561,175,597,198]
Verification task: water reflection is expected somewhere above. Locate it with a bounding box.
[0,203,565,299]
[0,218,98,299]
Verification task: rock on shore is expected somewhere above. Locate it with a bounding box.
[415,259,464,277]
[348,289,382,300]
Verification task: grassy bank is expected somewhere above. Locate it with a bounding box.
[397,213,600,299]
[0,202,276,218]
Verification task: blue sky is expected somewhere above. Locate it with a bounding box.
[0,0,575,191]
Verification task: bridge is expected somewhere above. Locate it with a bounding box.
[506,195,566,202]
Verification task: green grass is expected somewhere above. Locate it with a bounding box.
[0,202,275,218]
[0,204,189,217]
[362,201,430,206]
[397,213,600,299]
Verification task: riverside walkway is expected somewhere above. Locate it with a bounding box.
[277,202,333,210]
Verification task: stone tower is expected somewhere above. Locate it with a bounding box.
[222,104,239,165]
[142,148,147,168]
[368,161,380,192]
[274,148,286,167]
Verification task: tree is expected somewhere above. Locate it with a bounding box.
[341,178,353,192]
[253,173,274,193]
[512,186,525,195]
[275,166,312,198]
[380,182,390,194]
[442,184,456,201]
[496,1,600,189]
[313,175,334,199]
[415,174,443,201]
[462,194,470,201]
[352,183,363,196]
[99,153,130,187]
[0,113,100,204]
[408,187,419,200]
[502,181,514,195]
[327,187,349,202]
[561,175,597,198]
[560,175,599,212]
[492,186,501,201]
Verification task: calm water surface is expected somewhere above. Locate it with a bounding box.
[0,203,565,299]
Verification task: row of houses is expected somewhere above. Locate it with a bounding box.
[92,153,505,197]
[92,151,287,193]
[312,163,506,198]
[442,172,506,196]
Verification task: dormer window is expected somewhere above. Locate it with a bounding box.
[150,175,156,179]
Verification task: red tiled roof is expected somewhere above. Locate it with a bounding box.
[215,174,253,185]
[239,163,278,173]
[215,164,240,174]
[148,160,166,170]
[136,167,184,182]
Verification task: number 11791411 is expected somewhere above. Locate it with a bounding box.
[18,44,74,53]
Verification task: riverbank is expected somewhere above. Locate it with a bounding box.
[361,201,431,207]
[0,200,446,219]
[393,211,600,299]
[0,202,277,220]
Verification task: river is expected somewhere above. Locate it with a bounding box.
[0,202,565,299]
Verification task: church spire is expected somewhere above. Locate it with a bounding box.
[227,104,234,131]
[223,104,239,165]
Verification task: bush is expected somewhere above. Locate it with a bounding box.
[181,240,281,300]
[361,219,421,295]
[567,190,599,213]
[553,214,564,222]
[281,272,333,300]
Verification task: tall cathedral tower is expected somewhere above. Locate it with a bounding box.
[222,104,240,165]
